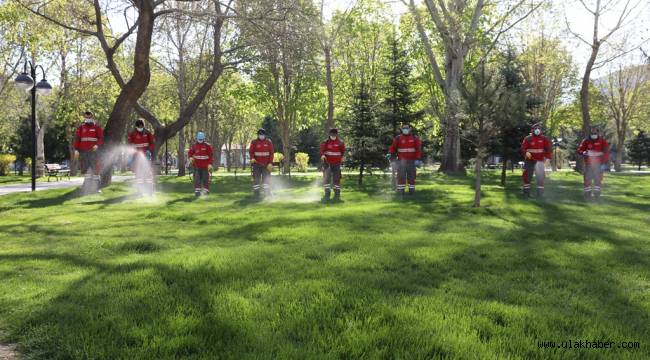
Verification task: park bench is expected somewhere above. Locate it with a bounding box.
[44,163,71,182]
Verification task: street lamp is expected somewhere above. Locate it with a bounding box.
[14,60,53,191]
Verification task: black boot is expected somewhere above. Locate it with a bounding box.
[195,191,201,197]
[408,187,415,195]
[333,189,340,201]
[536,188,544,198]
[523,188,530,198]
[254,189,261,199]
[322,189,331,202]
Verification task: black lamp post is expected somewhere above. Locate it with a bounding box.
[14,60,52,191]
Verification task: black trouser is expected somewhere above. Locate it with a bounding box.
[522,160,545,195]
[396,159,416,192]
[252,163,271,194]
[193,168,210,193]
[323,164,341,195]
[79,150,100,192]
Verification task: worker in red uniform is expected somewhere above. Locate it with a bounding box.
[388,123,422,197]
[249,128,274,199]
[577,126,610,200]
[320,128,345,201]
[188,131,213,197]
[127,118,155,195]
[73,111,103,193]
[520,122,551,198]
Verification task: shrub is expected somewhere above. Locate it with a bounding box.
[273,152,284,164]
[0,154,17,176]
[295,152,309,172]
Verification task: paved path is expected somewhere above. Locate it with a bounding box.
[0,176,132,196]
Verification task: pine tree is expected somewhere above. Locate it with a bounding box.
[345,82,386,185]
[627,131,650,171]
[382,34,423,139]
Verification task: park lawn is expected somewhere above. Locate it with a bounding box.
[0,171,649,359]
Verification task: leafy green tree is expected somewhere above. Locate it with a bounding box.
[627,131,650,170]
[381,33,423,137]
[344,82,386,185]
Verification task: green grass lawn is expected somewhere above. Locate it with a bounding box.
[0,171,649,359]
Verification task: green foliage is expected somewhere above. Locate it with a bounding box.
[294,152,309,171]
[344,82,387,184]
[273,152,284,163]
[627,131,650,170]
[381,33,424,138]
[0,153,16,175]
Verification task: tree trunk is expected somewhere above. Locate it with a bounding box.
[615,131,625,172]
[36,122,45,178]
[177,130,186,176]
[439,61,464,175]
[577,43,600,174]
[68,142,78,176]
[358,162,364,185]
[324,45,335,130]
[473,155,482,207]
[500,158,507,186]
[100,1,156,187]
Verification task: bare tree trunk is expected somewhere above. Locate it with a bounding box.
[358,163,364,186]
[615,131,625,172]
[36,122,45,177]
[474,155,482,207]
[177,131,186,176]
[577,44,600,173]
[500,158,507,186]
[324,45,335,130]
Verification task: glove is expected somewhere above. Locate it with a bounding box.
[414,160,422,168]
[250,158,257,164]
[582,150,590,157]
[599,164,607,172]
[91,145,98,152]
[73,150,80,160]
[385,153,392,160]
[145,150,152,161]
[266,163,273,172]
[320,155,326,161]
[189,157,195,165]
[525,151,532,160]
[208,164,213,171]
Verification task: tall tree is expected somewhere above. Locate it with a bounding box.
[626,130,650,170]
[251,0,322,174]
[404,0,542,174]
[566,0,645,170]
[599,61,649,171]
[345,81,385,185]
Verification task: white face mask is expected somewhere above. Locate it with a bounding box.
[590,134,598,140]
[258,135,266,140]
[136,127,144,132]
[329,135,337,140]
[401,128,411,135]
[84,118,94,124]
[533,129,541,136]
[197,139,204,143]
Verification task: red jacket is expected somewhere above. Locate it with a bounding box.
[520,134,551,161]
[577,137,609,165]
[188,142,213,169]
[127,129,155,153]
[389,134,422,160]
[73,123,103,151]
[320,138,345,165]
[249,139,274,165]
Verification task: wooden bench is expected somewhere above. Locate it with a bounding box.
[44,163,71,182]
